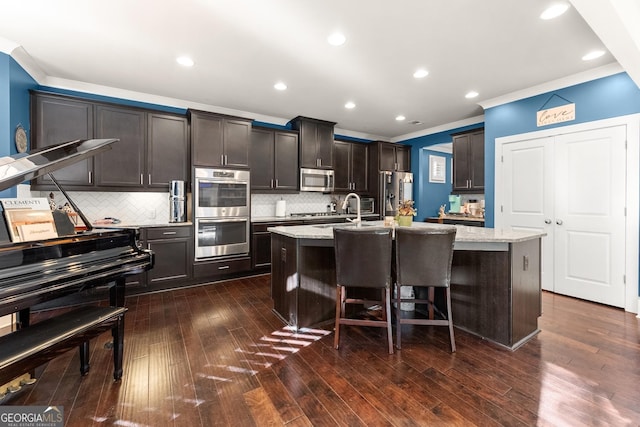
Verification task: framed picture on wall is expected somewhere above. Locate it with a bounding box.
[429,154,446,183]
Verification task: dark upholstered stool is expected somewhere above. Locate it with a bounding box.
[394,227,457,352]
[333,227,394,354]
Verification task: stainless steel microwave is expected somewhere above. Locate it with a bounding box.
[300,168,334,192]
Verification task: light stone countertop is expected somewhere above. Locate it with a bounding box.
[268,220,545,244]
[94,221,192,229]
[251,213,378,223]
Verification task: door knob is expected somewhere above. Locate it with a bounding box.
[544,219,552,224]
[556,219,563,225]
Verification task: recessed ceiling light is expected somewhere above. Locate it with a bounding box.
[395,115,406,121]
[274,82,287,91]
[465,91,479,99]
[413,69,429,79]
[327,32,346,46]
[176,56,194,67]
[540,2,570,20]
[582,50,605,61]
[345,101,356,109]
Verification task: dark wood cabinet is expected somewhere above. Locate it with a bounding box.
[250,127,299,192]
[452,129,484,193]
[31,93,95,186]
[147,113,189,187]
[251,220,306,271]
[291,116,336,169]
[189,109,251,168]
[94,107,188,189]
[333,140,369,193]
[145,226,192,289]
[193,256,252,279]
[376,141,410,172]
[31,91,188,191]
[127,226,193,294]
[95,105,145,187]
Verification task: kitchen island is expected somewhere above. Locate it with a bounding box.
[269,221,544,350]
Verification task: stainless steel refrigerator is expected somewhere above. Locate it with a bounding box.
[379,171,413,218]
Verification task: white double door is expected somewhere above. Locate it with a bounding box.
[499,125,627,307]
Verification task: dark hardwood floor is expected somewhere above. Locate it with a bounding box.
[3,274,640,426]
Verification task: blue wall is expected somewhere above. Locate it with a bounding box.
[1,54,37,197]
[417,148,452,219]
[484,72,640,227]
[400,123,483,221]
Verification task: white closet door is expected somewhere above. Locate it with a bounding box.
[553,125,627,307]
[501,137,555,291]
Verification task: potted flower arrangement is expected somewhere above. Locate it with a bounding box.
[396,200,417,226]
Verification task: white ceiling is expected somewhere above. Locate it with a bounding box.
[0,0,638,141]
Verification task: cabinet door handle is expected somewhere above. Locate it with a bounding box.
[225,155,228,165]
[544,219,552,224]
[556,219,563,225]
[221,154,225,165]
[140,174,144,185]
[274,179,278,188]
[148,174,151,185]
[218,265,230,270]
[88,171,93,184]
[162,231,177,235]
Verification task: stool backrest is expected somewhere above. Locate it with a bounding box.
[334,227,392,289]
[395,227,456,288]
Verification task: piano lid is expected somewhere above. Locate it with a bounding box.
[0,138,118,191]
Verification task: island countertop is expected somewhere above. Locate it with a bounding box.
[268,220,545,244]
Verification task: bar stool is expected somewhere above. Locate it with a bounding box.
[333,227,394,354]
[394,227,457,352]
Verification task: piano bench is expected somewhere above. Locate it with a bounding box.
[0,305,128,388]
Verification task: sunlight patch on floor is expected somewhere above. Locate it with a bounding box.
[538,362,631,425]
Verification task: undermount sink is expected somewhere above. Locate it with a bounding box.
[313,222,376,229]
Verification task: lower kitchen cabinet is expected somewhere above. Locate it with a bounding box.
[193,256,251,279]
[127,225,193,294]
[251,221,306,271]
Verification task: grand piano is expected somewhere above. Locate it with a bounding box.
[0,139,153,393]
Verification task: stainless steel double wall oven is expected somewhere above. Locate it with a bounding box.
[194,168,250,259]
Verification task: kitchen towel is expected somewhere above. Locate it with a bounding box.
[275,200,286,217]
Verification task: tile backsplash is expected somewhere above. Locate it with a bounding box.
[20,185,170,225]
[18,184,346,223]
[251,193,338,217]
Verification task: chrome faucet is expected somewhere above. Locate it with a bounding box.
[342,193,361,227]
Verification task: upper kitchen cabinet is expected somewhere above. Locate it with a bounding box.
[452,128,484,193]
[31,92,95,187]
[333,140,369,193]
[375,141,410,172]
[94,104,145,187]
[290,116,336,169]
[147,113,189,187]
[250,127,299,192]
[189,109,252,168]
[31,91,189,191]
[95,107,188,188]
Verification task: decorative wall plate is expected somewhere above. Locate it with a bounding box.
[15,125,28,153]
